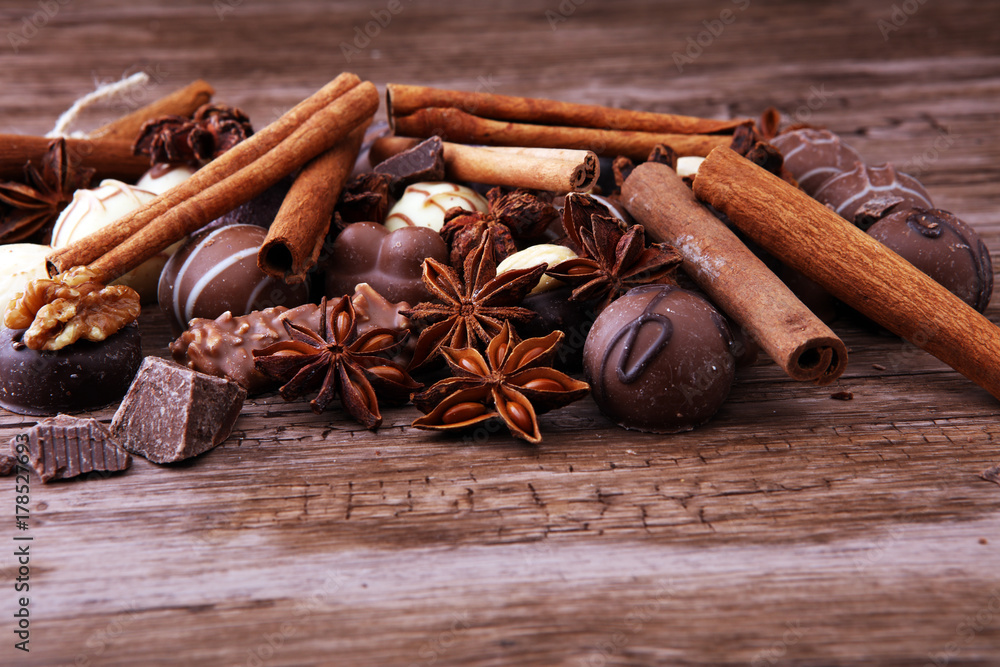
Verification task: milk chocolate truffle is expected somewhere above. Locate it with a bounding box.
[868,207,993,312]
[158,224,309,334]
[384,182,488,232]
[814,163,933,228]
[0,323,142,416]
[50,179,174,302]
[770,128,863,194]
[584,285,736,433]
[324,221,449,304]
[0,243,50,311]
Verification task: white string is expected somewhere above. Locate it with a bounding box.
[45,72,151,139]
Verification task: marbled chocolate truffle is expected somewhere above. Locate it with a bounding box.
[868,207,993,312]
[384,182,488,232]
[0,323,142,416]
[158,224,309,334]
[324,222,448,304]
[584,285,736,433]
[814,163,933,228]
[770,128,863,194]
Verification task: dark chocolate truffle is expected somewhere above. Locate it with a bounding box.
[324,222,449,304]
[158,224,309,334]
[0,323,142,416]
[584,285,736,433]
[814,162,933,228]
[868,207,993,312]
[770,128,863,194]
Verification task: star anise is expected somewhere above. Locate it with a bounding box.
[0,138,95,243]
[612,144,678,194]
[133,103,253,167]
[333,172,393,231]
[545,194,681,312]
[440,187,558,269]
[401,227,546,372]
[412,321,589,444]
[252,296,421,431]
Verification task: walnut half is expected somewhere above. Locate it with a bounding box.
[3,266,140,351]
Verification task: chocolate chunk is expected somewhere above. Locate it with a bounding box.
[19,414,131,483]
[0,453,17,476]
[374,136,445,190]
[583,285,736,433]
[111,357,246,464]
[0,323,142,416]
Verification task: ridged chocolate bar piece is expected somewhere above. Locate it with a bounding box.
[21,414,131,483]
[111,357,246,464]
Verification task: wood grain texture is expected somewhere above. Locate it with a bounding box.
[2,0,1000,665]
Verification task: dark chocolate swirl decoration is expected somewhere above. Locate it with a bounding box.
[607,287,677,385]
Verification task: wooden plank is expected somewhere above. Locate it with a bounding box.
[1,0,999,664]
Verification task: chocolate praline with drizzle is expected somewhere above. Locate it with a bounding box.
[583,285,736,433]
[868,207,993,312]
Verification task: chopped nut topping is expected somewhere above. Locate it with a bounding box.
[3,266,140,351]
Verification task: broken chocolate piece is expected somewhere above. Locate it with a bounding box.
[19,414,131,482]
[111,357,246,464]
[0,453,18,476]
[373,136,445,191]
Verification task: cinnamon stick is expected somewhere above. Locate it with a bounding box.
[88,79,215,142]
[693,146,1000,400]
[258,124,368,284]
[83,81,379,286]
[621,162,847,384]
[386,83,752,134]
[0,134,149,182]
[391,107,732,162]
[371,136,599,192]
[47,72,363,277]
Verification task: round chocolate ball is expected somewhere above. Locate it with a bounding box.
[158,224,309,334]
[770,128,863,194]
[814,162,933,228]
[324,222,449,304]
[868,207,993,312]
[584,285,736,433]
[0,323,142,416]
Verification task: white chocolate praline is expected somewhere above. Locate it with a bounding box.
[676,156,705,178]
[50,179,181,302]
[0,243,51,315]
[384,182,488,232]
[496,244,578,295]
[136,163,196,195]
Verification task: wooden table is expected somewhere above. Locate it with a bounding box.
[2,1,999,664]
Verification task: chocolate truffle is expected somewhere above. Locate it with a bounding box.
[814,162,933,228]
[868,207,993,312]
[0,323,142,416]
[0,243,50,312]
[135,163,196,195]
[50,179,175,302]
[384,182,488,232]
[584,285,735,433]
[770,128,863,194]
[158,223,309,334]
[324,221,448,304]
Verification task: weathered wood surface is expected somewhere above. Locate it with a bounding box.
[2,0,1000,665]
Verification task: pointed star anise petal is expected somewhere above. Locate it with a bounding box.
[337,362,381,429]
[463,228,500,295]
[411,376,486,413]
[612,225,648,276]
[412,385,498,431]
[493,385,541,444]
[506,367,590,414]
[420,258,465,305]
[439,345,490,379]
[405,317,463,372]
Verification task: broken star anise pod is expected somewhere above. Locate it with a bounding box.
[545,193,681,313]
[440,187,558,269]
[252,296,421,431]
[401,227,546,372]
[133,103,253,167]
[412,321,589,444]
[0,138,95,243]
